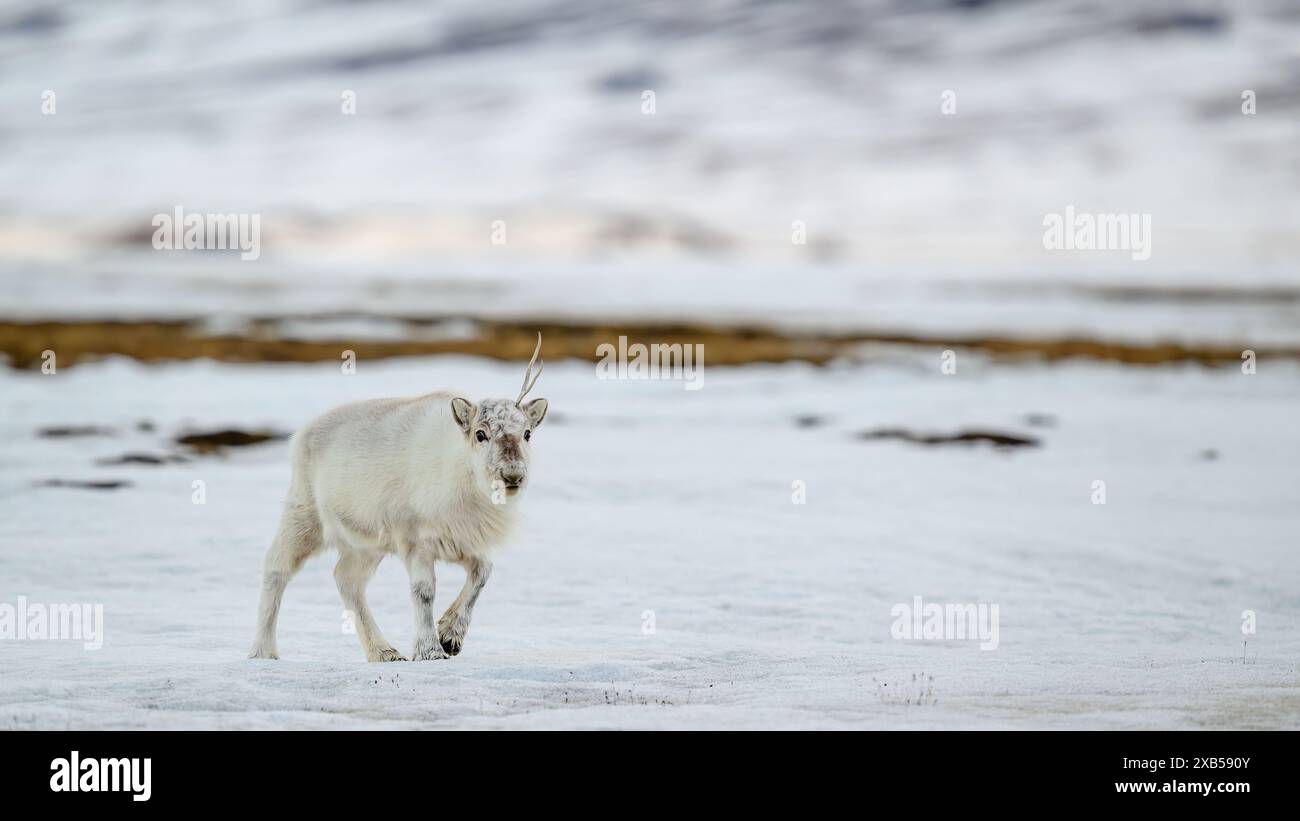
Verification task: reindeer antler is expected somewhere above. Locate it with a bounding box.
[516,332,543,404]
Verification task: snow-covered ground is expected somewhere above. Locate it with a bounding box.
[1,352,1296,729]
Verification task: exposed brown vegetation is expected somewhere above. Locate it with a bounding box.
[37,425,117,438]
[175,429,289,453]
[96,453,190,466]
[857,428,1040,448]
[36,479,132,490]
[0,316,1286,370]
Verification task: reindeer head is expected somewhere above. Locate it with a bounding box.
[450,334,548,502]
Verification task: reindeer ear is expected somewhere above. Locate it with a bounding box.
[450,397,476,432]
[523,398,548,428]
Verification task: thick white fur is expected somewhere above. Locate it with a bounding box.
[249,390,546,662]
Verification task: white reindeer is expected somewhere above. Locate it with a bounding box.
[249,336,548,662]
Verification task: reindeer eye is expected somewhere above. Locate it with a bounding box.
[524,430,531,441]
[475,430,488,442]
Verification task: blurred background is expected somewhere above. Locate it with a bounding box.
[0,0,1297,355]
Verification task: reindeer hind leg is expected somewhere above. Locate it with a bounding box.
[250,499,322,659]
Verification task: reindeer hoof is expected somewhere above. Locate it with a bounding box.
[411,641,450,661]
[437,619,464,656]
[370,647,408,662]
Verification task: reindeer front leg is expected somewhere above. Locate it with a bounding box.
[402,547,449,661]
[438,558,492,657]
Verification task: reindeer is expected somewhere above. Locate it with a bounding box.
[249,335,548,662]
